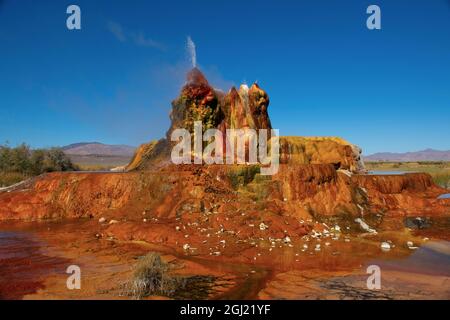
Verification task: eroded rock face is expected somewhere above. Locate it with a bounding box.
[221,83,272,132]
[0,172,137,220]
[279,137,365,172]
[271,164,357,217]
[351,173,450,217]
[126,139,170,171]
[270,164,449,219]
[1,164,448,222]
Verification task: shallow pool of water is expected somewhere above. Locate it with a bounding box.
[0,230,70,299]
[367,241,450,277]
[438,193,450,199]
[1,220,450,300]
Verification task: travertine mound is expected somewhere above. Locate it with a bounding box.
[279,137,365,172]
[127,68,362,172]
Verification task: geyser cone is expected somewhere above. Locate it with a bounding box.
[186,67,209,86]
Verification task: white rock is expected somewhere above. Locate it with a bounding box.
[98,217,106,223]
[259,222,269,231]
[311,230,322,238]
[338,169,353,177]
[354,218,377,234]
[381,242,391,251]
[357,204,364,213]
[183,244,190,250]
[407,241,414,247]
[283,236,291,244]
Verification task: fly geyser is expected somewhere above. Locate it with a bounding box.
[126,68,363,172]
[126,67,275,171]
[0,68,449,251]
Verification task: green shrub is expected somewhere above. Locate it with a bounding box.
[432,172,450,189]
[0,143,77,187]
[0,172,27,188]
[227,165,260,189]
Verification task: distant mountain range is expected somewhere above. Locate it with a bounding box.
[364,149,450,162]
[62,142,136,157]
[62,143,450,163]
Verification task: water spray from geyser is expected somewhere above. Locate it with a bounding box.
[187,36,197,68]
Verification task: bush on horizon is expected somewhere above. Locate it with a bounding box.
[0,143,77,187]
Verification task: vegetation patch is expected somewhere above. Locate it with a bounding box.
[0,143,77,187]
[227,165,261,190]
[121,252,217,300]
[432,172,450,189]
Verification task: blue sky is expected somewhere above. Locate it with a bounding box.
[0,0,449,154]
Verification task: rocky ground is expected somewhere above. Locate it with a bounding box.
[0,162,449,300]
